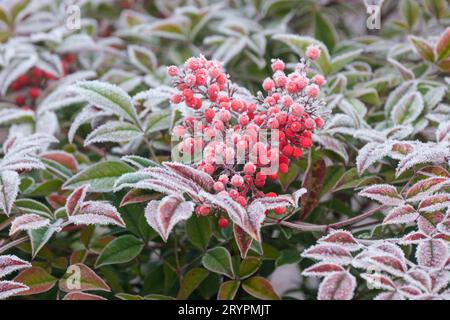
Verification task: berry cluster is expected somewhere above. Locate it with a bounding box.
[10,54,76,109]
[167,48,326,227]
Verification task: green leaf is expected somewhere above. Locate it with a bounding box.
[186,216,212,250]
[13,267,57,296]
[202,246,235,278]
[15,198,53,219]
[314,11,336,51]
[385,80,417,116]
[400,0,420,29]
[63,160,134,192]
[409,36,435,62]
[391,92,424,125]
[42,158,73,180]
[27,179,63,197]
[176,268,209,299]
[59,263,111,292]
[331,49,362,73]
[242,276,280,300]
[85,121,142,145]
[238,257,261,279]
[0,6,8,25]
[28,227,56,258]
[116,293,144,300]
[73,80,140,126]
[145,110,172,133]
[275,249,301,267]
[423,0,448,20]
[95,235,144,268]
[217,280,240,300]
[121,155,160,169]
[11,0,30,23]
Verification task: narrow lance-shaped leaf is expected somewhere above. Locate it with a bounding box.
[69,201,126,228]
[0,255,31,278]
[0,170,20,216]
[9,214,50,236]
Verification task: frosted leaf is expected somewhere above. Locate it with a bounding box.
[397,285,423,298]
[359,184,403,206]
[68,106,112,143]
[145,167,200,195]
[0,108,34,126]
[41,151,78,171]
[301,244,353,265]
[325,114,357,136]
[352,128,384,143]
[69,201,126,228]
[416,239,448,270]
[396,146,450,178]
[302,262,344,277]
[384,80,417,117]
[9,214,50,236]
[144,195,194,242]
[318,271,356,300]
[368,255,407,277]
[313,135,349,163]
[163,162,215,192]
[127,45,157,73]
[383,205,418,225]
[65,185,89,216]
[418,193,450,212]
[405,177,450,202]
[292,188,307,207]
[233,225,252,259]
[437,218,450,236]
[429,270,450,293]
[84,121,143,145]
[201,191,263,241]
[0,255,31,278]
[370,242,406,261]
[317,230,360,251]
[385,125,414,140]
[0,55,37,95]
[0,281,29,300]
[436,121,450,142]
[248,195,295,211]
[418,212,444,235]
[132,86,176,108]
[113,171,154,191]
[405,269,432,292]
[391,92,424,125]
[134,179,183,196]
[390,141,415,160]
[356,142,391,174]
[400,231,429,244]
[0,170,20,216]
[360,273,396,291]
[0,157,45,173]
[374,291,405,300]
[71,80,139,125]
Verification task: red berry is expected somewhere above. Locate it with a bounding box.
[279,163,289,174]
[282,145,293,157]
[28,87,40,99]
[218,217,229,229]
[15,95,25,105]
[274,207,286,215]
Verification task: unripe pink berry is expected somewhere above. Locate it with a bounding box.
[214,181,225,192]
[243,162,256,175]
[306,85,319,98]
[313,74,325,87]
[262,78,275,91]
[167,65,178,77]
[297,77,308,90]
[291,103,304,117]
[271,59,285,72]
[305,118,316,130]
[306,45,321,60]
[231,175,244,187]
[281,95,293,107]
[185,74,196,87]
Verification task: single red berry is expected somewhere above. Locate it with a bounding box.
[28,87,40,99]
[274,207,286,215]
[218,217,229,229]
[15,95,26,105]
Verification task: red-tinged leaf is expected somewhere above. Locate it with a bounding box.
[63,291,106,300]
[419,166,450,178]
[390,142,415,159]
[398,285,423,298]
[0,170,20,216]
[437,218,450,236]
[418,194,450,212]
[436,122,450,143]
[13,267,57,296]
[292,188,307,206]
[301,244,353,265]
[145,195,194,241]
[318,230,360,251]
[300,158,326,219]
[0,255,31,278]
[318,271,356,300]
[163,162,214,192]
[201,191,263,241]
[0,281,29,300]
[69,201,126,228]
[41,151,77,171]
[233,224,252,258]
[369,255,406,277]
[217,280,240,300]
[406,177,450,201]
[416,239,448,270]
[418,212,444,235]
[302,262,344,277]
[429,270,449,292]
[374,291,405,300]
[359,184,403,206]
[249,194,295,211]
[371,242,406,261]
[361,273,396,291]
[408,35,435,62]
[46,194,67,209]
[145,167,199,195]
[383,205,418,225]
[436,27,450,62]
[59,263,111,292]
[356,142,390,174]
[9,214,50,236]
[65,184,89,215]
[400,231,429,244]
[120,189,154,207]
[406,269,432,292]
[242,276,280,300]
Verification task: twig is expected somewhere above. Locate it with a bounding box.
[0,236,28,255]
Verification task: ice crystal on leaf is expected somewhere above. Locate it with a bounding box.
[317,271,356,300]
[69,201,126,228]
[0,255,31,300]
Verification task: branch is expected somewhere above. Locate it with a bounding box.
[0,236,28,255]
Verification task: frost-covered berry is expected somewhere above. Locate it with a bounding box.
[167,65,178,77]
[315,117,325,129]
[313,74,325,87]
[243,162,256,175]
[306,45,321,60]
[306,85,319,98]
[231,175,244,187]
[214,181,225,192]
[271,59,285,72]
[263,78,275,91]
